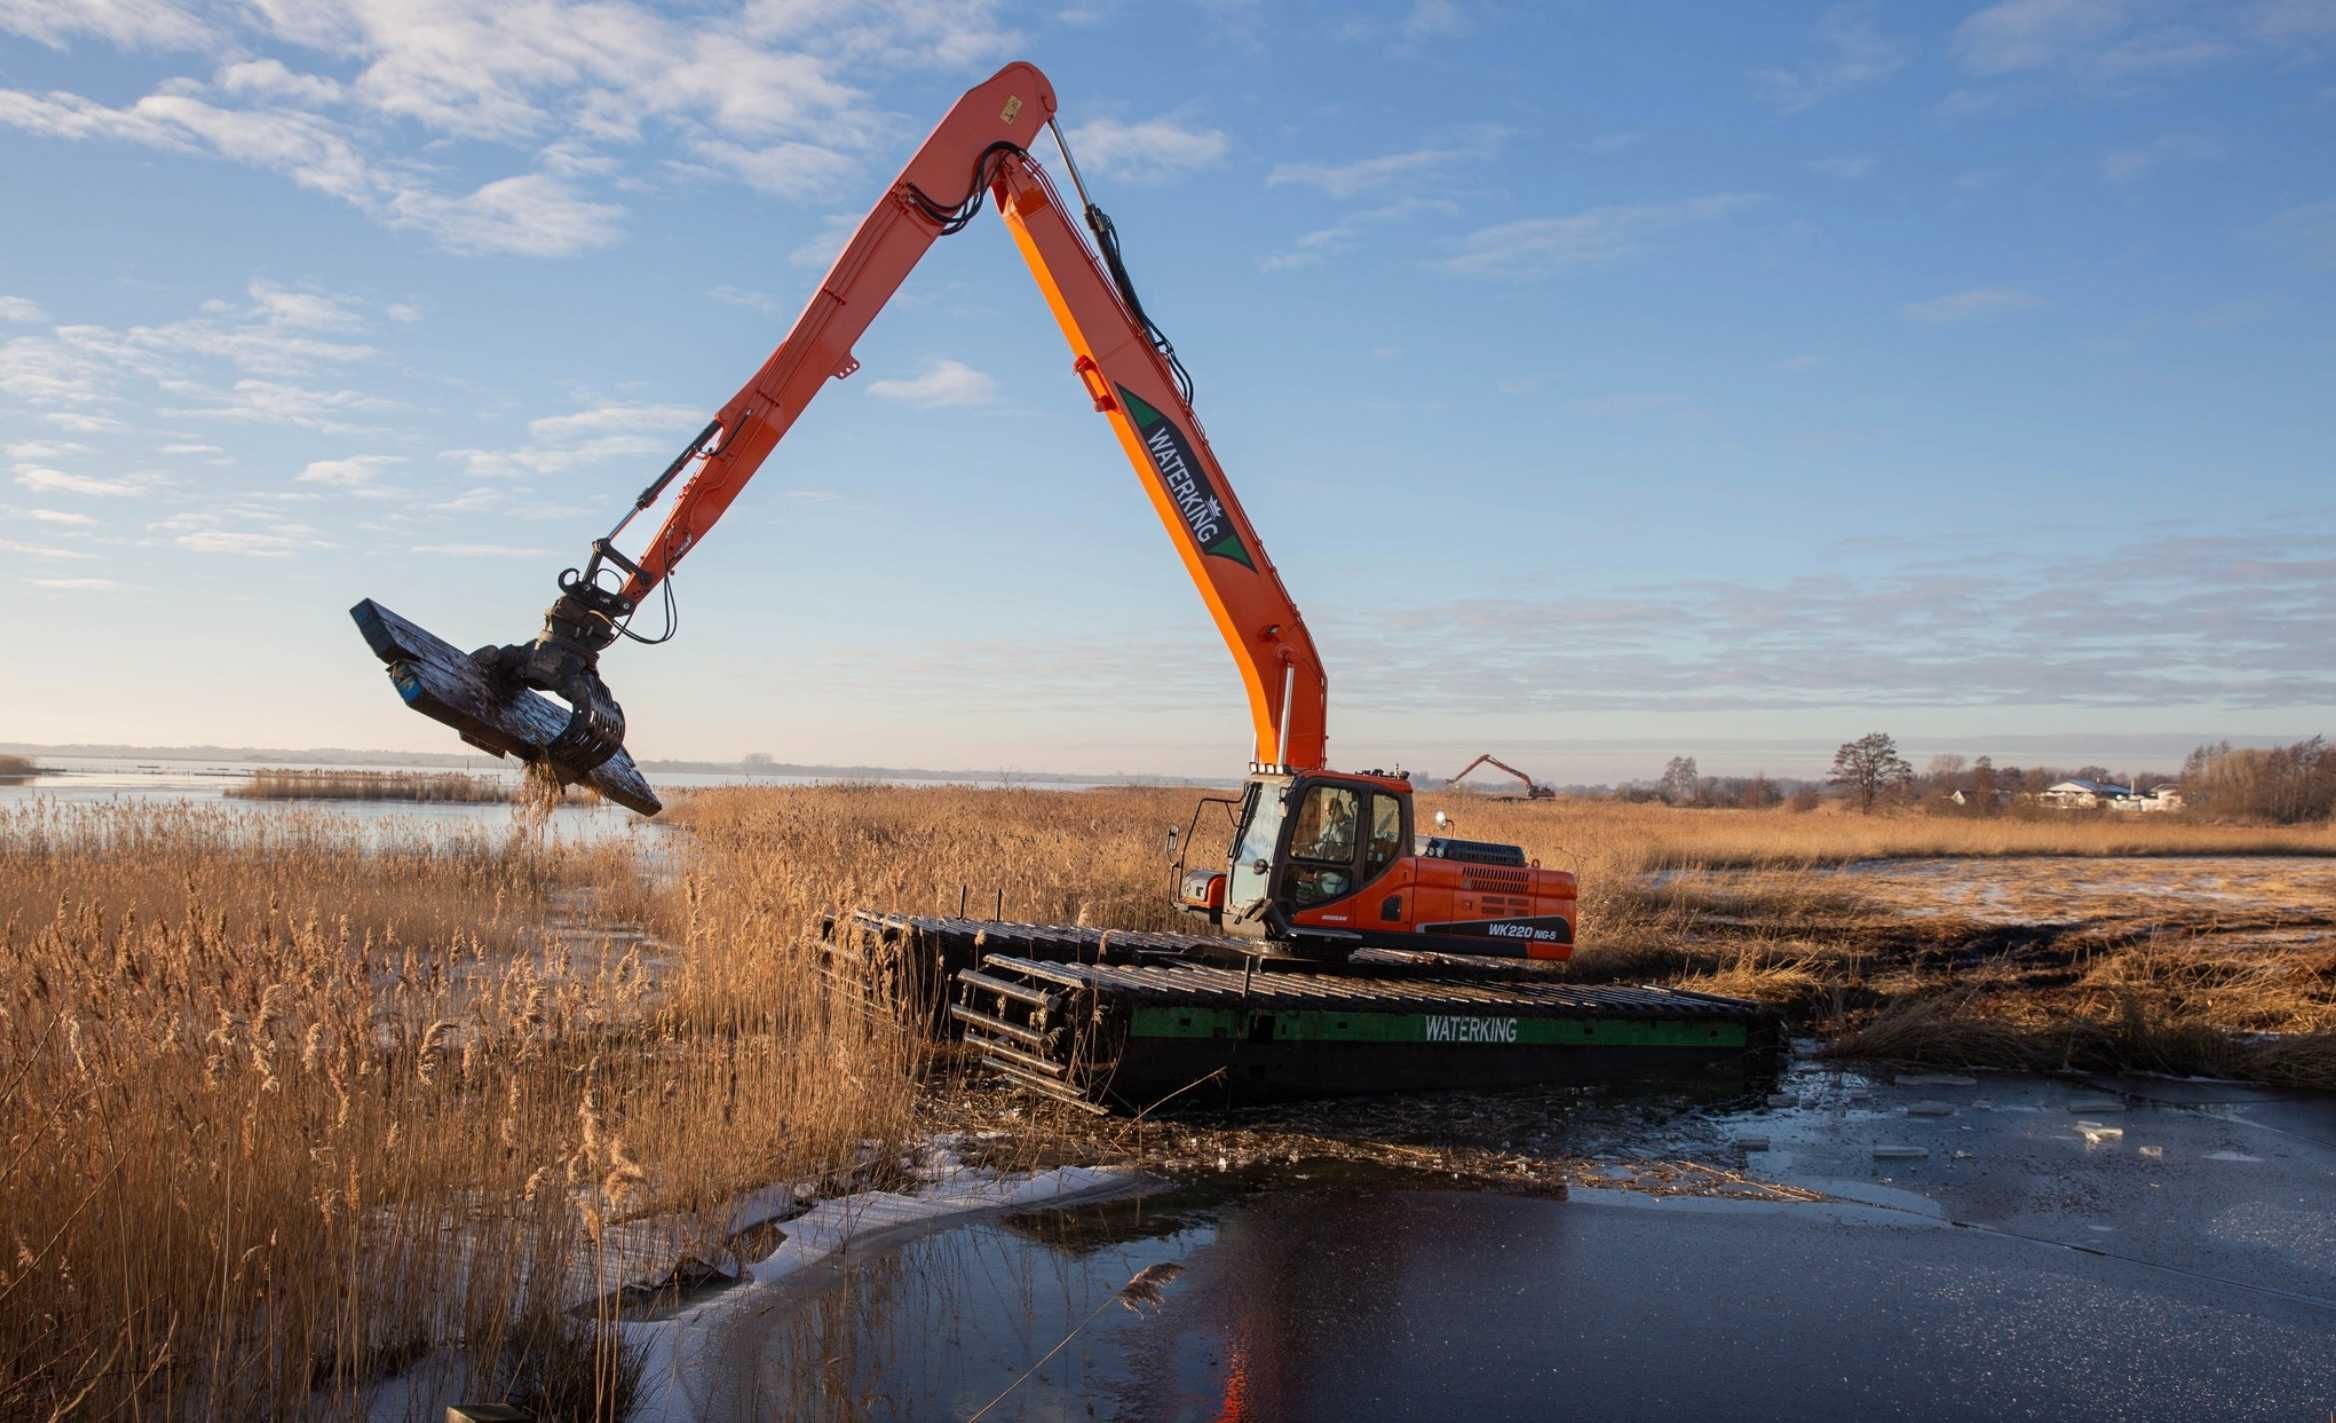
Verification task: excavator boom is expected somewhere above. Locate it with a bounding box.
[468,61,1325,778]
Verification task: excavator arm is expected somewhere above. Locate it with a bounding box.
[514,61,1325,778]
[1450,754,1551,798]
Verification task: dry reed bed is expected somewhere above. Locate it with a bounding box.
[0,800,921,1419]
[228,768,513,803]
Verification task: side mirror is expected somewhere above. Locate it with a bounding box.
[1165,824,1179,861]
[1433,809,1450,831]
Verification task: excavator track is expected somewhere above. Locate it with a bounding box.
[824,911,1782,1110]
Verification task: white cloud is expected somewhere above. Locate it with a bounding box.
[444,401,700,478]
[24,508,98,525]
[1063,117,1229,182]
[27,576,119,590]
[0,88,623,256]
[1259,197,1455,272]
[43,412,122,432]
[433,487,502,513]
[787,212,862,270]
[175,526,333,556]
[863,358,998,408]
[165,379,395,433]
[1752,4,1909,111]
[216,58,343,106]
[0,295,43,322]
[1266,126,1506,199]
[4,440,90,459]
[1903,286,2043,322]
[13,465,141,496]
[296,453,405,490]
[1807,155,1879,179]
[0,0,213,52]
[410,543,554,557]
[528,402,702,440]
[2261,198,2336,267]
[1951,0,2126,75]
[1437,194,1762,277]
[158,441,227,457]
[711,284,782,314]
[0,538,98,559]
[383,173,622,256]
[385,302,422,323]
[681,137,855,198]
[247,278,363,330]
[2100,133,2222,182]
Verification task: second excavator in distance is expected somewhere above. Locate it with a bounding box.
[354,58,1580,965]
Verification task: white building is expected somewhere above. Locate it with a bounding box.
[2040,779,2131,810]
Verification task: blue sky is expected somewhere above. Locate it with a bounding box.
[3,0,2332,780]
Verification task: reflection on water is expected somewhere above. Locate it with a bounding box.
[710,1190,1213,1422]
[0,754,1120,848]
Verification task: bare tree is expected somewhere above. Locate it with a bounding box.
[1660,756,1700,807]
[1831,732,1913,814]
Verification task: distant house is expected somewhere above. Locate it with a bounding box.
[2041,779,2131,810]
[2112,783,2184,813]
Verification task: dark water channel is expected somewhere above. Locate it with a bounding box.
[686,1067,2336,1422]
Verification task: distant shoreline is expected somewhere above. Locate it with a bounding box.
[0,743,1212,788]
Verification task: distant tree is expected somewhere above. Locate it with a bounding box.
[1969,756,1999,814]
[1739,772,1776,810]
[1830,732,1914,814]
[1787,783,1823,813]
[1660,756,1700,806]
[742,751,775,768]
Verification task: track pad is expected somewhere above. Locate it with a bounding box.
[350,598,662,816]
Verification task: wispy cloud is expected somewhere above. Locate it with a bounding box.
[2100,132,2221,182]
[1806,155,1879,179]
[13,465,143,497]
[27,576,120,591]
[1952,0,2127,75]
[1266,125,1506,199]
[296,454,406,494]
[1064,116,1229,182]
[1259,197,1455,272]
[0,295,43,322]
[445,401,701,478]
[710,284,782,314]
[1752,4,1908,111]
[411,543,553,558]
[864,358,998,408]
[1903,286,2042,322]
[0,537,97,559]
[23,508,98,526]
[2260,198,2336,268]
[1437,194,1761,277]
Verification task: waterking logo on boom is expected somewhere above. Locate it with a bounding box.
[1117,385,1255,570]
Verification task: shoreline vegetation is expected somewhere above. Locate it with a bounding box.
[226,768,516,802]
[2,786,2329,1416]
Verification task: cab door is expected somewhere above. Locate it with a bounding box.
[1221,778,1287,934]
[1282,780,1412,930]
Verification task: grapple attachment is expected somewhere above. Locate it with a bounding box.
[349,598,661,816]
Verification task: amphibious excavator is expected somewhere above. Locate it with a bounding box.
[354,61,1774,1104]
[1447,753,1557,800]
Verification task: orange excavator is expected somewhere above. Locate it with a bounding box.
[356,61,1576,962]
[1448,753,1556,800]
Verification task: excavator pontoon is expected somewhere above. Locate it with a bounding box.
[354,62,1776,1107]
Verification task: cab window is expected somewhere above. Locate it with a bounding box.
[1286,784,1360,905]
[1289,785,1359,863]
[1365,794,1404,877]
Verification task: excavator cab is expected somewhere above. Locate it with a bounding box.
[1176,770,1578,962]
